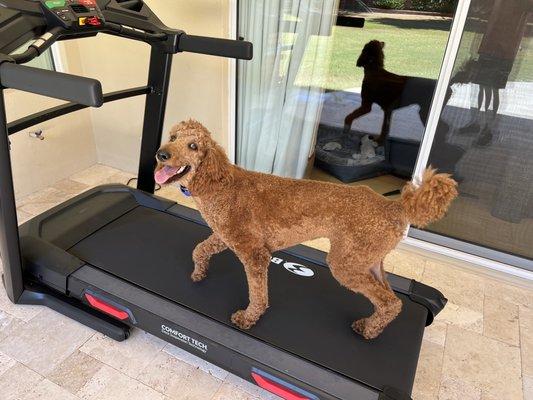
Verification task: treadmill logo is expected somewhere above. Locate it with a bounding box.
[271,257,314,278]
[161,324,208,353]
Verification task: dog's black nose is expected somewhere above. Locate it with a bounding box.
[156,150,171,162]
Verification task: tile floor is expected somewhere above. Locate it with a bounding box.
[0,163,532,400]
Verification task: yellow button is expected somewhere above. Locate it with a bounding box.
[78,17,87,26]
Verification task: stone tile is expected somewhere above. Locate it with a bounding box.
[21,378,79,400]
[423,320,448,347]
[52,178,90,197]
[76,364,165,400]
[212,382,261,400]
[484,279,533,308]
[524,375,533,400]
[102,170,137,186]
[17,209,34,224]
[0,282,41,322]
[0,309,94,376]
[436,301,483,334]
[423,261,484,312]
[520,306,533,376]
[384,249,426,280]
[302,237,330,253]
[163,343,228,380]
[483,296,519,346]
[69,164,122,186]
[137,351,222,399]
[439,377,481,400]
[0,309,26,342]
[224,373,279,400]
[442,326,522,400]
[0,362,43,400]
[412,340,445,400]
[17,187,66,215]
[423,261,484,333]
[48,350,104,394]
[0,351,17,376]
[80,330,166,378]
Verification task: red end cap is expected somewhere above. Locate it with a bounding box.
[251,372,309,400]
[85,293,129,320]
[87,16,101,26]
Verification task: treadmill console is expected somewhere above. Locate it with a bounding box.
[41,0,104,29]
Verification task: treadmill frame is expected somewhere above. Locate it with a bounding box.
[17,184,446,400]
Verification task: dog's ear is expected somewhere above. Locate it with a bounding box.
[380,41,385,48]
[356,52,370,67]
[189,139,232,195]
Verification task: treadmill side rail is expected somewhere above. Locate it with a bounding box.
[69,264,382,400]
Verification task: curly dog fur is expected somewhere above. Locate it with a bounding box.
[155,120,458,339]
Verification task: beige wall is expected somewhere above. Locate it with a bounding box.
[6,0,231,199]
[6,41,97,198]
[73,0,232,173]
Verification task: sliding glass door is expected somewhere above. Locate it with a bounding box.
[236,0,456,196]
[411,0,533,271]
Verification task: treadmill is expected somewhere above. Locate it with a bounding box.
[0,2,446,399]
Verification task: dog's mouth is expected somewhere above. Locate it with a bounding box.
[154,165,191,184]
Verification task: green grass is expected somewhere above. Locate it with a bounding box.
[294,17,453,90]
[280,16,532,91]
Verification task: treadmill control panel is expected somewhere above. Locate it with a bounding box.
[41,0,105,29]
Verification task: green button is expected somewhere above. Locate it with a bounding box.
[45,0,66,9]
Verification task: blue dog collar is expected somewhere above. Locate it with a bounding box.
[180,185,191,197]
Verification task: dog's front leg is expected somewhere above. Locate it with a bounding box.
[231,247,270,330]
[191,233,227,282]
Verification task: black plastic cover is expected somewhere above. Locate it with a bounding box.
[20,235,85,293]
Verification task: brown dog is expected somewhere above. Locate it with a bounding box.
[155,120,457,339]
[344,40,434,145]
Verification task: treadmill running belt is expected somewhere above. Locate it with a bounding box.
[70,206,427,393]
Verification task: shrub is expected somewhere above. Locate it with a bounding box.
[411,0,457,13]
[373,0,405,9]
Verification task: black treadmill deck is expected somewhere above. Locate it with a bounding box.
[69,204,427,394]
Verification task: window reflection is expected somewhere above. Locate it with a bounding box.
[422,0,533,262]
[238,0,454,195]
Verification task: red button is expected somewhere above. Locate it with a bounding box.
[86,16,101,26]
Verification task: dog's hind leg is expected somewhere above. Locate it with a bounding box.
[373,108,392,145]
[191,233,227,282]
[328,247,402,339]
[230,246,270,330]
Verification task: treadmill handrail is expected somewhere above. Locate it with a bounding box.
[178,33,253,60]
[0,62,104,107]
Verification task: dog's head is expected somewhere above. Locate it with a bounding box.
[356,40,385,69]
[154,119,231,193]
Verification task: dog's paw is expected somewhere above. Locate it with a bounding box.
[231,310,256,330]
[191,270,207,282]
[352,318,381,340]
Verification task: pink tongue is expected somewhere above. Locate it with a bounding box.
[155,166,179,184]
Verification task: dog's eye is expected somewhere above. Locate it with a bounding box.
[188,143,198,151]
[169,135,177,142]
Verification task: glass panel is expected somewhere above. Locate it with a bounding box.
[10,43,56,71]
[420,0,533,263]
[237,0,456,197]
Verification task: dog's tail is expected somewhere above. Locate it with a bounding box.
[400,167,458,228]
